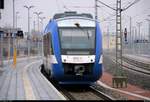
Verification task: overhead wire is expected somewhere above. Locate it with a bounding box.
[97,0,116,11]
[97,0,141,23]
[55,0,61,12]
[59,0,72,11]
[66,6,95,9]
[122,0,141,11]
[97,0,128,22]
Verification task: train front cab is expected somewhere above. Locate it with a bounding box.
[43,20,103,85]
[54,21,102,84]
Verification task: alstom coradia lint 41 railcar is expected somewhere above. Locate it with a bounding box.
[41,11,103,85]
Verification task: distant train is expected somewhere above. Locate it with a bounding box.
[41,11,103,85]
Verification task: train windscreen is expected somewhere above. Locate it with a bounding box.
[59,27,95,55]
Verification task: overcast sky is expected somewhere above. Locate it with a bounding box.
[0,0,150,36]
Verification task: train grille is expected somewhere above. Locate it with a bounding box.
[63,63,94,75]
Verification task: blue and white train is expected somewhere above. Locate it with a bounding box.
[41,12,103,85]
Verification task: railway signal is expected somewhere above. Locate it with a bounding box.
[124,28,127,42]
[0,0,4,9]
[0,0,4,20]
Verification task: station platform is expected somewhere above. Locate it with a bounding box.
[0,57,66,100]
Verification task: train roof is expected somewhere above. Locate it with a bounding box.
[53,11,93,19]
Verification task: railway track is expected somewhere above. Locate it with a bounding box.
[50,82,113,100]
[122,56,150,72]
[40,53,149,100]
[124,59,149,75]
[105,53,150,75]
[40,67,113,100]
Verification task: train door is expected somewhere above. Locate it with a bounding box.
[43,32,53,75]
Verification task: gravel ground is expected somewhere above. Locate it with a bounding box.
[92,84,127,100]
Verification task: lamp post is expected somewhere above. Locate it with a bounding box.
[0,31,3,68]
[129,17,132,53]
[39,16,45,57]
[136,22,142,55]
[145,19,150,42]
[15,11,19,28]
[148,15,150,54]
[34,12,43,33]
[0,1,3,68]
[132,26,136,54]
[39,17,46,31]
[24,5,34,57]
[145,18,150,54]
[34,12,43,56]
[12,0,17,68]
[13,0,15,29]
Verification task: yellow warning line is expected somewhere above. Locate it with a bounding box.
[22,73,35,100]
[22,61,40,100]
[13,47,17,68]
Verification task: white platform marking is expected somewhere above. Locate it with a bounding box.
[22,61,40,100]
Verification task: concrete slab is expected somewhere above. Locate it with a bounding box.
[16,71,25,100]
[0,58,66,100]
[7,70,17,100]
[27,62,66,100]
[0,70,12,100]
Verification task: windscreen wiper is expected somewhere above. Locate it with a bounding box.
[74,23,90,39]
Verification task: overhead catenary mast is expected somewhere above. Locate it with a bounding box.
[96,0,140,88]
[95,0,98,21]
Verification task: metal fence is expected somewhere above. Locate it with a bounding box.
[0,36,42,67]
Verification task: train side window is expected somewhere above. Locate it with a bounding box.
[49,34,54,55]
[47,33,50,55]
[48,32,54,55]
[43,34,48,57]
[43,32,53,57]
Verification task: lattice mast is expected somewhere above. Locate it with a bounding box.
[95,0,98,21]
[115,0,123,75]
